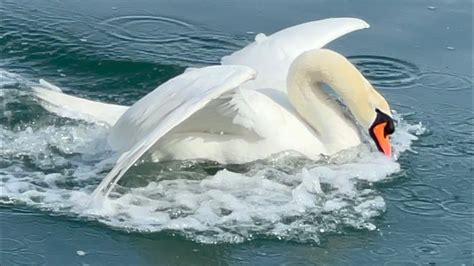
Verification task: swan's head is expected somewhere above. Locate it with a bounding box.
[326,51,395,157]
[287,48,396,157]
[358,80,395,157]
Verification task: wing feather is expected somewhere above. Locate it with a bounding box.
[170,88,296,140]
[92,65,256,199]
[221,18,370,91]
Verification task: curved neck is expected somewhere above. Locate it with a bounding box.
[287,49,371,152]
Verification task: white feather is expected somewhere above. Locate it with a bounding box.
[30,18,374,200]
[32,83,128,126]
[222,17,370,92]
[92,65,257,198]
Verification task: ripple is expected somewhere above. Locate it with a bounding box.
[384,183,452,202]
[411,162,447,179]
[414,245,440,255]
[384,187,415,202]
[349,55,420,89]
[409,183,452,201]
[425,234,454,246]
[370,246,398,256]
[8,252,46,265]
[394,199,444,217]
[384,260,421,266]
[101,15,195,44]
[452,178,474,193]
[24,233,48,243]
[96,15,243,65]
[428,102,471,119]
[449,116,474,136]
[417,72,473,91]
[441,200,473,217]
[187,33,243,50]
[433,145,473,158]
[448,220,474,243]
[0,238,26,252]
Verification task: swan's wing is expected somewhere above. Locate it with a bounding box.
[32,80,129,126]
[93,65,256,198]
[174,88,294,140]
[108,66,256,151]
[221,18,370,91]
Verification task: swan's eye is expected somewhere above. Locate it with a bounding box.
[373,108,395,136]
[384,119,395,136]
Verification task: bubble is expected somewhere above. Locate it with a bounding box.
[76,250,86,256]
[349,55,420,89]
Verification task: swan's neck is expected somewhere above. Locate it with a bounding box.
[287,49,371,153]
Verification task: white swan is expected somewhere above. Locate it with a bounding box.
[32,18,395,198]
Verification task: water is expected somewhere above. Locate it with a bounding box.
[1,0,472,265]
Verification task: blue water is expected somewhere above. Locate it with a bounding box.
[1,0,473,265]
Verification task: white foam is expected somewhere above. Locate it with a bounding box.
[0,69,27,87]
[0,71,426,243]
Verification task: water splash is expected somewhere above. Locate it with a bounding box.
[0,69,426,244]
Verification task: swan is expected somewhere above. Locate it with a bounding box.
[31,18,395,198]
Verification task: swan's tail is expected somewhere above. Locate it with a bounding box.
[32,79,129,126]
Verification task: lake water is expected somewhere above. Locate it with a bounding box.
[1,0,472,265]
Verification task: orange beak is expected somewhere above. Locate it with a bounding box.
[372,122,392,157]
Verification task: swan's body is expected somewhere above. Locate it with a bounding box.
[32,18,395,198]
[146,88,327,164]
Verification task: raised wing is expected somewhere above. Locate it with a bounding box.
[221,18,369,91]
[92,65,256,199]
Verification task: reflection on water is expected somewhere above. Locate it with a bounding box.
[1,0,473,265]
